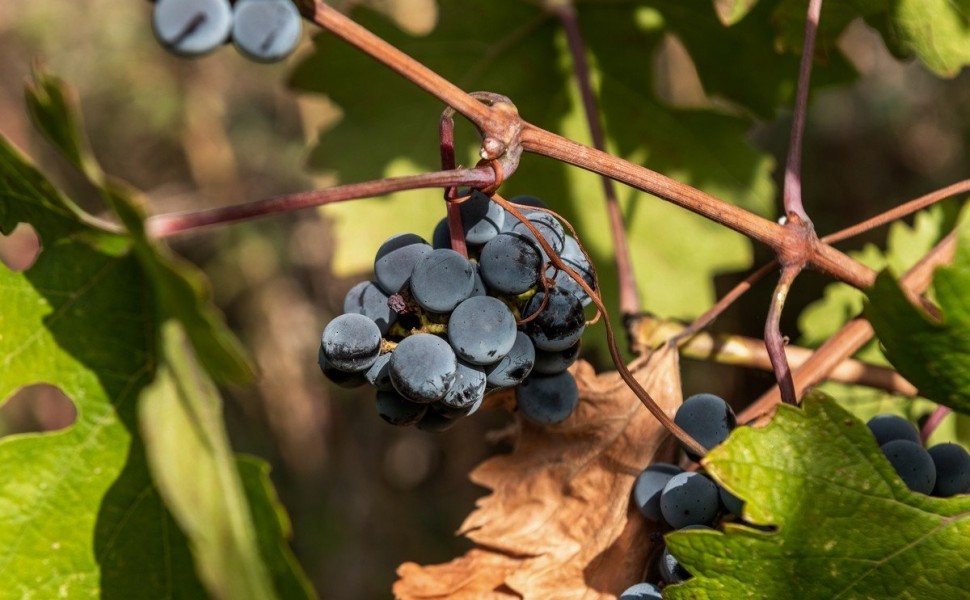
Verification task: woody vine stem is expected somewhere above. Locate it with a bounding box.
[145,0,965,454]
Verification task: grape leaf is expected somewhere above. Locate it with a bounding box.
[771,0,970,78]
[865,209,970,414]
[394,347,683,599]
[140,322,313,600]
[0,75,309,598]
[666,395,970,599]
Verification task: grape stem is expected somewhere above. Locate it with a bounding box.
[765,265,802,405]
[146,166,496,237]
[782,0,822,225]
[921,406,951,444]
[555,2,641,319]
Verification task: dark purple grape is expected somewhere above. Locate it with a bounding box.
[927,443,970,497]
[674,393,737,461]
[881,439,936,494]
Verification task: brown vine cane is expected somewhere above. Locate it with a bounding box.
[484,187,708,459]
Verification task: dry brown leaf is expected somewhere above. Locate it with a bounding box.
[394,346,683,599]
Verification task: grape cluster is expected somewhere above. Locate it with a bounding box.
[317,192,595,431]
[151,0,302,62]
[868,414,970,496]
[622,393,742,593]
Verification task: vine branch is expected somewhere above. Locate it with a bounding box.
[146,166,496,237]
[782,0,822,224]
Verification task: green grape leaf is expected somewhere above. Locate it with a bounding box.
[890,0,970,77]
[865,211,970,414]
[665,395,970,599]
[140,322,313,600]
[291,1,779,348]
[0,135,210,598]
[0,77,309,598]
[772,0,970,78]
[656,0,856,119]
[23,69,253,385]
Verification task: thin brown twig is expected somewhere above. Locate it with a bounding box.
[555,3,641,318]
[822,179,970,244]
[145,167,496,237]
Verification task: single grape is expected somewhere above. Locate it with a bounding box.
[373,233,432,294]
[660,525,712,583]
[317,344,366,388]
[881,439,936,494]
[448,296,517,365]
[512,211,566,257]
[231,0,302,63]
[867,414,921,446]
[459,190,505,244]
[152,0,233,57]
[619,582,662,600]
[522,287,586,352]
[415,405,460,432]
[343,281,396,335]
[431,217,451,250]
[434,394,484,419]
[674,393,737,461]
[364,352,393,391]
[375,390,427,427]
[439,360,487,411]
[409,248,476,313]
[927,443,970,497]
[500,195,547,233]
[632,463,683,522]
[478,232,542,295]
[320,313,382,373]
[470,264,487,297]
[718,485,744,518]
[659,472,719,529]
[532,341,580,375]
[389,334,457,403]
[516,371,579,425]
[484,331,535,388]
[549,240,596,306]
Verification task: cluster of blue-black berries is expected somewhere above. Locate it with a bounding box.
[317,192,597,431]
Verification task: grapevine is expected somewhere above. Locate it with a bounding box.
[2,0,970,598]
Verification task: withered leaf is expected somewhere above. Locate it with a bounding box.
[394,346,683,599]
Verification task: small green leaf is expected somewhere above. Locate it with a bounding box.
[23,68,254,384]
[865,210,970,413]
[666,396,970,599]
[139,322,279,600]
[891,0,970,78]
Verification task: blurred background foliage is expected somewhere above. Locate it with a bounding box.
[0,1,969,597]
